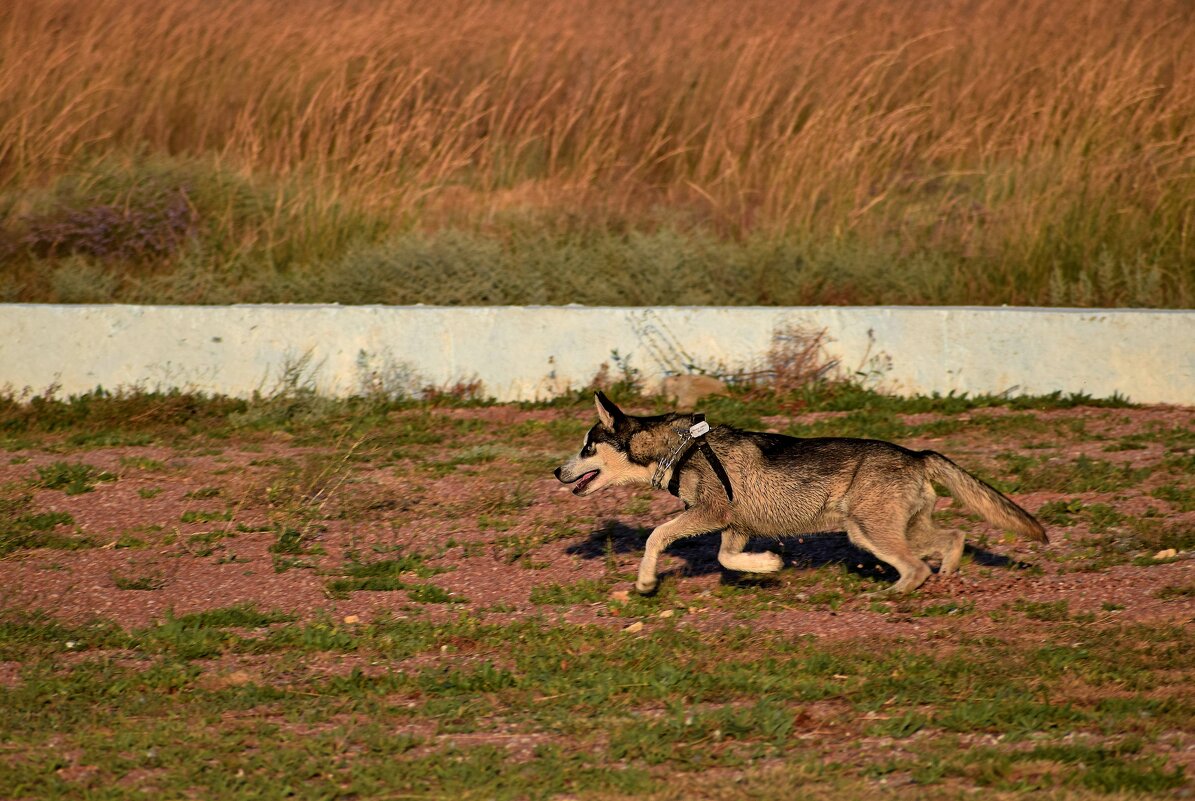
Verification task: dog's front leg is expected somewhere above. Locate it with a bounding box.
[636,511,722,594]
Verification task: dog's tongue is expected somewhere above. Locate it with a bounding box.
[573,470,599,494]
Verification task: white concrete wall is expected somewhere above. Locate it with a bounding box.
[1,304,1191,404]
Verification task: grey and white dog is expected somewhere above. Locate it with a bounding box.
[555,392,1047,595]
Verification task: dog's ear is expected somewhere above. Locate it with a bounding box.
[594,391,625,431]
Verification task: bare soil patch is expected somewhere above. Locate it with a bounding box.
[2,405,1192,637]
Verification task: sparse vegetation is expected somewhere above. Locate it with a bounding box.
[325,553,448,599]
[0,383,1190,800]
[0,496,81,555]
[112,573,165,591]
[32,461,116,495]
[996,454,1151,494]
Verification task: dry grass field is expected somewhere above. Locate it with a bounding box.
[1,0,1193,305]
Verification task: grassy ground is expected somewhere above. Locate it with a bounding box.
[1,0,1193,306]
[0,383,1192,799]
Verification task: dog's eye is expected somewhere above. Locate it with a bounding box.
[581,444,595,457]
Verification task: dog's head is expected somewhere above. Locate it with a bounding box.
[554,392,658,496]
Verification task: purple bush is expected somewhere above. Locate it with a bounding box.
[19,186,197,263]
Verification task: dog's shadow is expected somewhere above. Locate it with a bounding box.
[565,519,1032,587]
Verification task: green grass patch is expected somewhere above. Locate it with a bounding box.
[33,460,116,494]
[529,579,612,606]
[182,486,221,499]
[1013,599,1070,621]
[266,525,327,560]
[119,455,167,471]
[325,553,447,598]
[0,610,1190,798]
[406,583,466,604]
[1035,499,1126,534]
[173,603,296,629]
[180,509,232,523]
[608,698,796,768]
[1150,483,1195,512]
[1155,583,1195,600]
[186,529,236,556]
[0,495,84,554]
[950,741,1185,794]
[112,573,165,591]
[996,454,1151,494]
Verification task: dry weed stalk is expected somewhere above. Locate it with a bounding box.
[766,327,840,395]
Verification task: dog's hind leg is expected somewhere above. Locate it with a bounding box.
[908,485,966,576]
[718,527,783,574]
[636,511,722,594]
[847,516,931,595]
[907,503,965,575]
[937,529,966,575]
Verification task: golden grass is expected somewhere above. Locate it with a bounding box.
[1,0,1193,304]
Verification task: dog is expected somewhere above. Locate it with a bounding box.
[555,392,1047,595]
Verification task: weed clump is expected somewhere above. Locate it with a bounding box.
[34,461,116,495]
[0,495,81,555]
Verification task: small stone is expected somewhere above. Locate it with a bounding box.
[343,614,361,625]
[658,609,674,619]
[225,670,252,687]
[609,590,631,603]
[623,621,645,633]
[1154,549,1178,560]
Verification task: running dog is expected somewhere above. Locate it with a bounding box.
[555,392,1047,595]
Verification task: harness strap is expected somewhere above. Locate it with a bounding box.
[663,414,735,503]
[699,440,735,504]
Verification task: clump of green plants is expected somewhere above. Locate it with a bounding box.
[183,486,221,500]
[186,529,236,557]
[325,552,448,598]
[119,455,167,471]
[0,495,82,555]
[33,461,116,494]
[1126,520,1195,555]
[180,509,232,523]
[1150,483,1195,512]
[1035,499,1126,533]
[112,573,165,591]
[170,603,296,629]
[1156,583,1195,600]
[1013,599,1070,621]
[609,698,796,767]
[529,579,611,606]
[997,454,1150,494]
[406,584,465,604]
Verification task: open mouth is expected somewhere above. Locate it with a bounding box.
[572,470,600,495]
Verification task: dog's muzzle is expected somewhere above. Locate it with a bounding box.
[555,465,600,494]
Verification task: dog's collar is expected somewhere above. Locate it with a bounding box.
[651,414,734,503]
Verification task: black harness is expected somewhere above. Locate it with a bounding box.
[655,414,735,503]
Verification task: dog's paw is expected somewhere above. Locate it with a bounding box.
[869,579,924,597]
[753,551,784,574]
[634,578,658,595]
[724,551,783,574]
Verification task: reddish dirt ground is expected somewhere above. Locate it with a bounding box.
[2,404,1192,640]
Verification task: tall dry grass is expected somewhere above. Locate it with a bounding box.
[1,0,1193,305]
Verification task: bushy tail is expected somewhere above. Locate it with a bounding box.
[923,452,1048,543]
